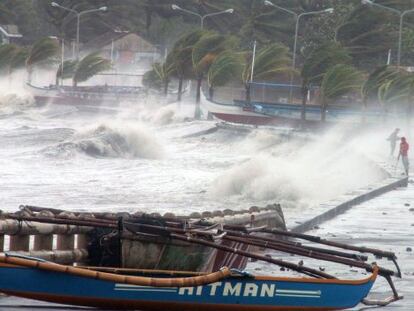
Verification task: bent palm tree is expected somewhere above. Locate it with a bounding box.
[72,53,111,87]
[192,33,238,118]
[0,44,18,74]
[169,30,205,101]
[319,64,364,122]
[207,51,243,100]
[362,66,400,106]
[10,48,29,74]
[301,42,352,122]
[241,43,292,104]
[56,60,78,86]
[26,38,59,83]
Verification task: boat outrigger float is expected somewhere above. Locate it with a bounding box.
[0,211,403,310]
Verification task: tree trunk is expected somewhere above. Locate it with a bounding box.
[177,77,183,102]
[195,78,202,119]
[27,66,33,84]
[73,79,77,87]
[163,80,169,96]
[321,99,327,122]
[361,97,367,123]
[56,74,59,87]
[301,85,308,123]
[245,84,251,105]
[209,86,214,100]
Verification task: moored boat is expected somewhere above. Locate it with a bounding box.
[26,82,144,106]
[0,253,385,311]
[201,94,393,128]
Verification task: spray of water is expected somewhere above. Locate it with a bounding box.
[47,121,165,159]
[210,125,390,209]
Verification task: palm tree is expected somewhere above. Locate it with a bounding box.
[143,60,175,96]
[319,64,364,121]
[56,60,78,86]
[192,33,238,118]
[0,44,18,73]
[377,70,414,116]
[72,52,111,87]
[301,42,352,122]
[336,4,393,68]
[9,48,29,84]
[207,51,243,100]
[26,38,59,83]
[362,65,400,108]
[241,43,292,104]
[169,30,205,101]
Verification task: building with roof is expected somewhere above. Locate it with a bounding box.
[84,32,162,72]
[0,25,22,44]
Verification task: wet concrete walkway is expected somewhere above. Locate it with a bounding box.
[309,181,414,310]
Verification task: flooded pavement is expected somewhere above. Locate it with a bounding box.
[310,182,414,310]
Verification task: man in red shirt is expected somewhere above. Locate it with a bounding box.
[398,137,409,175]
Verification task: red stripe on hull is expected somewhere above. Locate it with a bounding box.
[212,112,324,129]
[212,112,276,126]
[1,290,339,311]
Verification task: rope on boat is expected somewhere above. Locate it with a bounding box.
[0,254,231,288]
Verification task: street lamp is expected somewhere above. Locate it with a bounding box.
[361,0,414,67]
[171,4,234,29]
[51,2,107,60]
[264,1,334,103]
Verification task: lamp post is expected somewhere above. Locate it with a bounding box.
[264,1,334,103]
[51,2,107,60]
[362,0,414,67]
[171,5,234,29]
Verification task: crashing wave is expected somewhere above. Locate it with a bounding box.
[46,123,164,159]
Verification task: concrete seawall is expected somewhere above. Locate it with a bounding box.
[291,176,408,233]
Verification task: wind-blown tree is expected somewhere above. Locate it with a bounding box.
[361,65,400,108]
[207,51,243,100]
[10,47,29,74]
[72,52,111,87]
[301,42,352,121]
[319,64,363,121]
[26,38,59,83]
[336,4,394,69]
[169,30,205,101]
[377,70,414,117]
[241,43,292,104]
[56,60,78,86]
[142,59,175,96]
[192,33,238,118]
[0,44,18,73]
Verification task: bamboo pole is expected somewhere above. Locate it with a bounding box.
[0,249,88,265]
[263,228,396,259]
[169,233,335,279]
[0,219,93,235]
[224,229,369,261]
[223,235,396,277]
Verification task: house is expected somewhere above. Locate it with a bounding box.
[0,25,22,44]
[84,32,162,72]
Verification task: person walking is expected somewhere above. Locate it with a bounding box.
[398,137,409,175]
[387,128,400,156]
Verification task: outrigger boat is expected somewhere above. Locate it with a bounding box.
[0,254,385,311]
[0,211,404,311]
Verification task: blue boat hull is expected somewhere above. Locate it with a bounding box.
[0,263,376,311]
